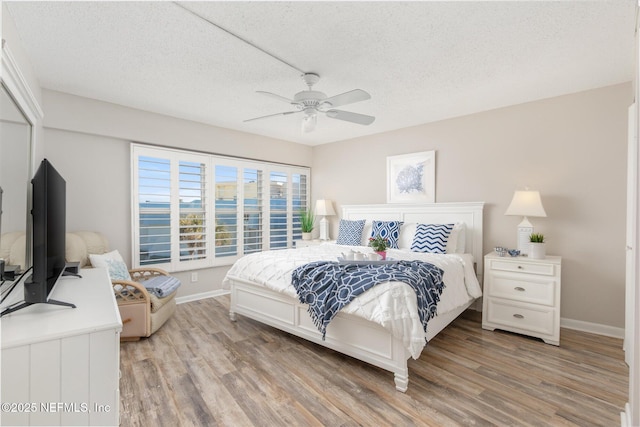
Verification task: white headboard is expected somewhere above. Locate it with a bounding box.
[341,202,484,279]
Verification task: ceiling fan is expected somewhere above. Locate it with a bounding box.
[244,73,375,133]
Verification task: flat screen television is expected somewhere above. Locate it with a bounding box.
[0,159,75,316]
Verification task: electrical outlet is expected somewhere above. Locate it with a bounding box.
[191,272,198,282]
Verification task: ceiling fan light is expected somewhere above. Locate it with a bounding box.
[302,114,317,133]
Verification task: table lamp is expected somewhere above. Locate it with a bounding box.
[315,199,336,240]
[504,190,547,255]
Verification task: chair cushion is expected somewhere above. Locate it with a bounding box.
[65,233,88,266]
[0,231,26,270]
[149,290,177,313]
[67,231,110,267]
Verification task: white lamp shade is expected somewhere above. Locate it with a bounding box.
[504,190,547,217]
[315,199,336,216]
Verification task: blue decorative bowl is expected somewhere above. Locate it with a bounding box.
[508,249,520,257]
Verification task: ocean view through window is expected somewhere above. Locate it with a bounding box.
[132,144,310,271]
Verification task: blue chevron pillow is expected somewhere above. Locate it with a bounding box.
[411,223,455,253]
[336,219,366,246]
[370,220,404,249]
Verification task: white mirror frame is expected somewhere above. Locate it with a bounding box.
[1,39,44,269]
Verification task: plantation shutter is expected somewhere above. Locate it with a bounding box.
[137,156,172,266]
[132,144,309,271]
[269,171,288,249]
[178,160,207,262]
[243,168,263,254]
[292,172,309,241]
[214,164,238,258]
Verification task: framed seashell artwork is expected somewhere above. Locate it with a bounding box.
[386,150,435,203]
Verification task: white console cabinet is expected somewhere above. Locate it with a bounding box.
[1,268,122,426]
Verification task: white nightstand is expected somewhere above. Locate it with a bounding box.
[294,239,335,248]
[482,252,562,345]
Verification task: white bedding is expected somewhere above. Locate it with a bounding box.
[222,242,482,359]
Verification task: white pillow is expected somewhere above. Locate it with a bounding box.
[446,222,466,253]
[398,222,417,249]
[361,221,373,246]
[89,249,132,281]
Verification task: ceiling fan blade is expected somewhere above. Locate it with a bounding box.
[256,91,294,104]
[325,109,375,125]
[244,110,300,122]
[322,89,371,108]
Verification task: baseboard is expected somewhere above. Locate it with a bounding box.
[175,289,230,305]
[561,317,625,339]
[620,403,631,427]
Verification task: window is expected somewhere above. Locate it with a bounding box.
[132,144,309,271]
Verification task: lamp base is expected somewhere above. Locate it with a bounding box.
[517,226,533,254]
[319,216,330,240]
[516,217,533,255]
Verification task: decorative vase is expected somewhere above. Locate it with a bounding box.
[302,232,312,241]
[529,243,546,260]
[376,251,387,260]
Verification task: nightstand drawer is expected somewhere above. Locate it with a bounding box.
[489,272,555,306]
[486,298,555,336]
[489,259,555,276]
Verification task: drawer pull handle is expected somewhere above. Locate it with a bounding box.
[514,286,525,292]
[513,314,524,319]
[517,265,523,269]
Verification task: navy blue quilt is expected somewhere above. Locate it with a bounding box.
[291,260,445,340]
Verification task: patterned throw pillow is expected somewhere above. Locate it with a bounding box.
[370,220,404,249]
[89,249,132,281]
[411,223,454,254]
[336,219,366,246]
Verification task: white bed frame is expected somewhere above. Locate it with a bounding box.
[227,202,484,392]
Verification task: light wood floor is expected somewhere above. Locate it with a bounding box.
[119,295,628,426]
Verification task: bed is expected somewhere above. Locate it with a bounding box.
[222,202,484,392]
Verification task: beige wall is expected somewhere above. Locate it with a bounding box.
[42,89,313,298]
[313,83,631,329]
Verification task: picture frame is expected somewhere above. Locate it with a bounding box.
[386,151,435,203]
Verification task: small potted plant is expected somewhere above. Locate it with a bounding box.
[529,233,546,259]
[368,235,389,260]
[300,209,315,240]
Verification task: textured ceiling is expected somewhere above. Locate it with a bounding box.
[5,1,636,146]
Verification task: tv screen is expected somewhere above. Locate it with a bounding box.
[24,159,67,303]
[1,159,76,317]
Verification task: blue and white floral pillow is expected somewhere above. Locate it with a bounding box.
[336,219,366,246]
[89,249,132,281]
[411,223,454,254]
[370,220,404,249]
